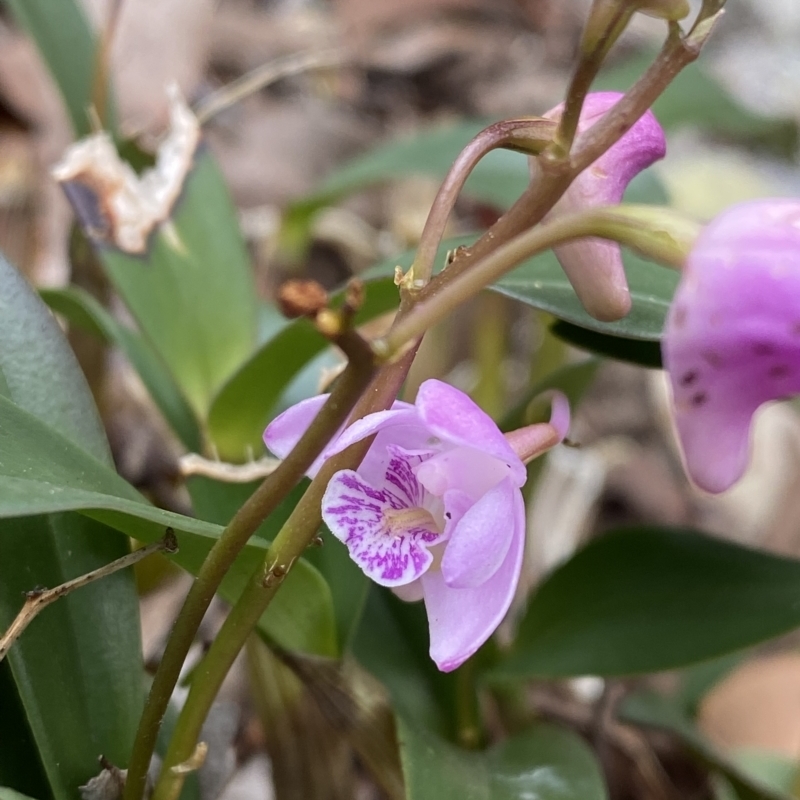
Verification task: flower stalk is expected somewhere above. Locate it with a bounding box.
[124,307,378,800]
[408,118,556,287]
[379,205,700,362]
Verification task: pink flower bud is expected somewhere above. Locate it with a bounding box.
[543,92,667,320]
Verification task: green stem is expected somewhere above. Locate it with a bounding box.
[455,659,482,749]
[555,2,634,153]
[440,17,713,287]
[151,435,374,800]
[123,330,376,800]
[408,118,556,286]
[150,339,419,800]
[378,204,698,360]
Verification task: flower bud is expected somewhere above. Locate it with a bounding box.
[541,92,667,321]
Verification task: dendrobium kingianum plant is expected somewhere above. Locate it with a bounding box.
[21,1,800,799]
[266,380,569,670]
[663,199,800,493]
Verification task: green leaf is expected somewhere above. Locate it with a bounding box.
[304,527,369,653]
[207,276,400,463]
[0,252,141,799]
[550,320,663,367]
[492,249,678,340]
[95,151,258,418]
[1,0,108,137]
[0,393,336,657]
[495,527,800,680]
[596,54,797,152]
[0,254,111,463]
[398,718,607,800]
[620,691,791,800]
[366,236,678,342]
[41,286,202,452]
[0,515,143,798]
[283,120,528,245]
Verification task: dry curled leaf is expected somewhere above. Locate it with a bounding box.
[52,86,199,254]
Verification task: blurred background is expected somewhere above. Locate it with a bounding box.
[3,0,800,797]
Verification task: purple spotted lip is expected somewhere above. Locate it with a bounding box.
[663,199,800,493]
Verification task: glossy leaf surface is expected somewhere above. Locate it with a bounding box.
[398,718,607,800]
[496,527,800,679]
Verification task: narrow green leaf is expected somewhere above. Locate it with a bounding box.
[0,251,140,799]
[1,0,107,137]
[398,718,607,800]
[283,120,527,242]
[41,286,202,452]
[95,151,258,418]
[495,527,800,680]
[207,277,400,463]
[0,253,110,463]
[492,249,678,341]
[620,691,791,800]
[304,527,369,654]
[0,394,336,657]
[0,514,143,798]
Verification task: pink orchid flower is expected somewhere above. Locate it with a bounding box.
[265,380,569,671]
[543,91,667,321]
[663,199,800,493]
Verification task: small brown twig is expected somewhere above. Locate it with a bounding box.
[195,48,347,125]
[533,688,682,800]
[0,529,178,663]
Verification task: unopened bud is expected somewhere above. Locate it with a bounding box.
[277,279,328,319]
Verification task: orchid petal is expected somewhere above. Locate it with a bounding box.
[263,394,330,477]
[663,199,800,493]
[415,446,513,500]
[421,487,525,671]
[321,447,446,586]
[415,379,526,486]
[392,580,425,602]
[441,477,516,589]
[545,92,667,321]
[505,391,571,463]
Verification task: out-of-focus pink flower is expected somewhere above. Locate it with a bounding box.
[265,380,569,672]
[543,91,667,321]
[663,199,800,493]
